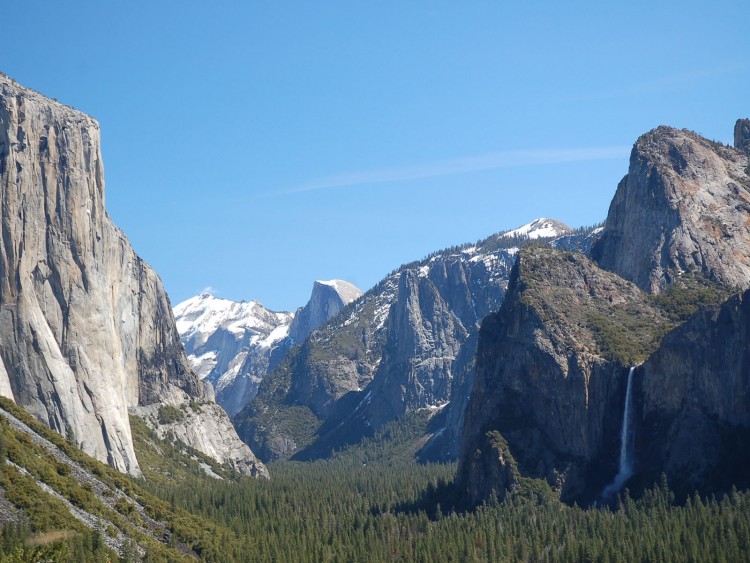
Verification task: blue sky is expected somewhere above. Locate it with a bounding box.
[3,2,748,311]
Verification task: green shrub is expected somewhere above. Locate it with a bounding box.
[650,273,736,323]
[157,405,185,425]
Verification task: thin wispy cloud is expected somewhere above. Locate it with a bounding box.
[281,146,631,195]
[623,63,748,96]
[569,62,748,103]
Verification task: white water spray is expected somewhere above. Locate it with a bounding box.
[602,366,636,499]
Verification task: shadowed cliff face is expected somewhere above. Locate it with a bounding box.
[591,126,750,294]
[236,223,600,463]
[457,246,670,504]
[460,122,750,506]
[236,240,516,462]
[0,75,265,478]
[735,118,750,156]
[636,290,750,497]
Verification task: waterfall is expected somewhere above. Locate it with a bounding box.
[602,366,636,500]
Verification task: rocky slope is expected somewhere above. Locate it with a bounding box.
[456,246,671,504]
[0,74,265,478]
[460,120,750,505]
[0,395,263,559]
[174,279,361,417]
[235,220,603,462]
[591,125,750,293]
[174,293,294,416]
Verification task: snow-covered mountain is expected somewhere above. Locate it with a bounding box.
[174,294,294,416]
[500,217,573,240]
[174,279,363,416]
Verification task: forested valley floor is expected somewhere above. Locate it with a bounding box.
[2,406,749,562]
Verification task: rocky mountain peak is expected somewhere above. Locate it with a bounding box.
[288,279,363,344]
[735,118,750,156]
[315,279,363,304]
[173,293,294,416]
[591,123,750,293]
[500,218,573,240]
[174,280,362,418]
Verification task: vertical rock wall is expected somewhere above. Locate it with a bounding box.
[591,126,750,293]
[0,74,264,477]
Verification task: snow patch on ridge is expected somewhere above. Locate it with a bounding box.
[316,279,363,305]
[501,218,572,240]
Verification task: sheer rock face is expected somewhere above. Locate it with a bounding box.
[457,246,668,504]
[237,224,599,463]
[735,118,750,156]
[636,290,750,496]
[591,126,750,294]
[359,269,469,425]
[237,241,515,462]
[0,75,265,478]
[288,280,363,345]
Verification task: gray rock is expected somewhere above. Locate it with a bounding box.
[288,280,363,344]
[457,246,669,504]
[133,402,269,478]
[592,126,750,293]
[0,74,265,478]
[735,118,750,156]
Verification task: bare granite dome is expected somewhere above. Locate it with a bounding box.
[592,126,750,293]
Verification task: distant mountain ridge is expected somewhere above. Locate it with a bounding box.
[235,218,599,462]
[174,280,363,416]
[174,294,294,416]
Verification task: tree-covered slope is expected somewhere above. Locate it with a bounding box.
[0,397,259,561]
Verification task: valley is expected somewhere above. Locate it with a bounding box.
[0,68,749,561]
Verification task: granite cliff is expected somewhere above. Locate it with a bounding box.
[288,279,363,345]
[0,74,266,478]
[235,220,604,462]
[460,121,750,505]
[457,246,670,504]
[591,125,750,293]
